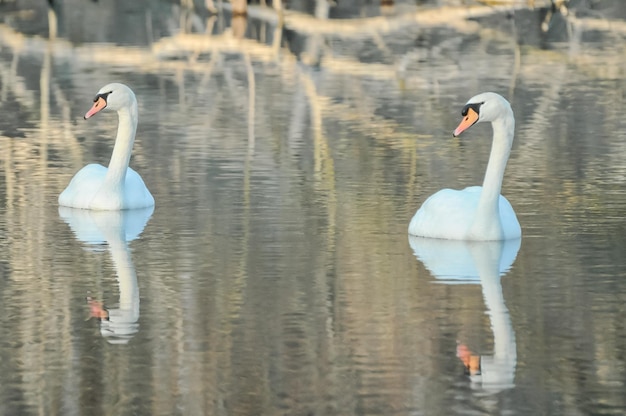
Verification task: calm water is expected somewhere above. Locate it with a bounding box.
[0,1,625,415]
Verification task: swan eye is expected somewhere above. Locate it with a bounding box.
[93,91,112,103]
[461,102,484,117]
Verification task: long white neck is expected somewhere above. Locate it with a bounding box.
[104,103,137,189]
[469,111,514,239]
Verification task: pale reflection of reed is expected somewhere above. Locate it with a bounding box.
[409,237,520,392]
[1,0,622,176]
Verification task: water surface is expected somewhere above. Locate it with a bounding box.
[0,1,625,415]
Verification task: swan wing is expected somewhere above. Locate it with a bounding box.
[409,186,521,240]
[497,195,522,239]
[122,167,155,210]
[408,187,481,239]
[58,164,108,209]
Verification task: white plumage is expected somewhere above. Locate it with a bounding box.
[408,92,521,241]
[59,83,154,210]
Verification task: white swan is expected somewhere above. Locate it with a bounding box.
[408,92,521,241]
[58,83,154,210]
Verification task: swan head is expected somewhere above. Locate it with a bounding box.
[84,83,137,119]
[453,92,512,137]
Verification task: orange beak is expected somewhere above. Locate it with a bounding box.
[84,96,107,119]
[453,107,479,137]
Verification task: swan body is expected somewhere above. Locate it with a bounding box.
[408,92,521,241]
[59,83,154,210]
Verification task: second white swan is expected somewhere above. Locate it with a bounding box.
[408,92,521,241]
[58,83,154,210]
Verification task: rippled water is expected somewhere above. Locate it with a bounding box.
[0,0,625,415]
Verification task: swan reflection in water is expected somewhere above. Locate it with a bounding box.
[409,236,521,392]
[59,206,154,344]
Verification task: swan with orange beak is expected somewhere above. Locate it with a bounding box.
[408,92,521,241]
[59,83,154,210]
